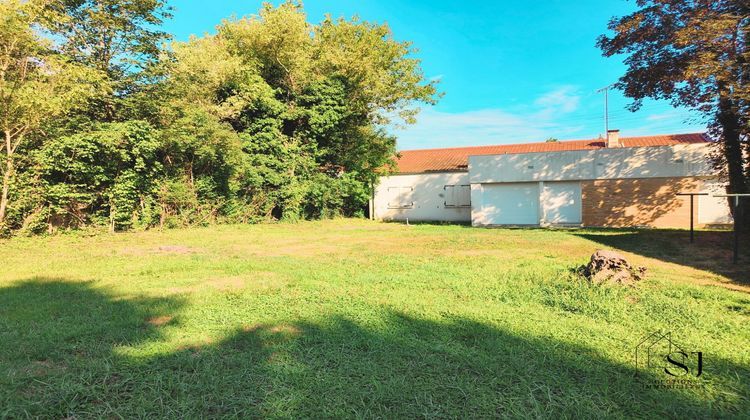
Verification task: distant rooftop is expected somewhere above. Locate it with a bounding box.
[394,133,709,174]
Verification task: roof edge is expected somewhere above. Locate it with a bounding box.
[397,132,707,153]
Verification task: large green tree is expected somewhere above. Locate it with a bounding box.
[0,0,99,228]
[159,2,438,221]
[42,0,172,122]
[598,0,750,219]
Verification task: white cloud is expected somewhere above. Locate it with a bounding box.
[391,86,710,150]
[393,107,587,150]
[623,109,706,136]
[392,86,586,149]
[646,112,676,122]
[645,110,689,122]
[622,117,706,137]
[534,85,581,115]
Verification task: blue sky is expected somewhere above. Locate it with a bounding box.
[164,0,706,150]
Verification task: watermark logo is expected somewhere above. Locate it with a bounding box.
[635,331,704,389]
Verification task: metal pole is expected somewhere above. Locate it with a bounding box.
[690,195,694,243]
[604,88,609,135]
[713,193,749,264]
[596,84,615,137]
[677,192,707,244]
[734,196,739,264]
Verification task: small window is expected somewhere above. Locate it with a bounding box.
[387,186,414,209]
[444,184,471,207]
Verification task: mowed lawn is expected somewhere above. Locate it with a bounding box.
[1,220,749,418]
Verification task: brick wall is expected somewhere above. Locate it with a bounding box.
[581,177,705,228]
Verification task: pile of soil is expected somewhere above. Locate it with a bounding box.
[579,250,646,286]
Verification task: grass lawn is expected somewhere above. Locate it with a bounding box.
[1,219,749,418]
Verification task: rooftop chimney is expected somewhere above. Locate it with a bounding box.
[607,129,621,148]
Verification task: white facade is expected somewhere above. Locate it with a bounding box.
[468,143,714,184]
[467,143,724,226]
[373,172,471,222]
[373,143,733,227]
[471,183,540,225]
[541,181,582,224]
[470,181,583,226]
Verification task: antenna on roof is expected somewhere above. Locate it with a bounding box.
[596,83,616,136]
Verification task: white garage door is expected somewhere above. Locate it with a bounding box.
[478,183,539,225]
[541,181,582,224]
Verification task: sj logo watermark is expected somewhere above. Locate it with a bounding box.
[635,331,704,389]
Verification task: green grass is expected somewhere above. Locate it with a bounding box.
[0,219,748,418]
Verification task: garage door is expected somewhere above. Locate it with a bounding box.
[478,183,539,225]
[541,181,582,224]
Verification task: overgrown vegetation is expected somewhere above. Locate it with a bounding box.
[0,220,747,417]
[0,0,438,235]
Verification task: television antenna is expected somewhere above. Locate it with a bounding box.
[596,83,616,135]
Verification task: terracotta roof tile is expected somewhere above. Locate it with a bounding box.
[394,133,709,174]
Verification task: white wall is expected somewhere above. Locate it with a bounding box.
[375,143,731,226]
[698,179,734,224]
[541,181,582,224]
[469,143,715,184]
[373,172,471,222]
[471,183,540,226]
[471,181,583,227]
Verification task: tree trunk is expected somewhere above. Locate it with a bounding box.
[0,130,13,225]
[717,81,749,228]
[0,156,12,225]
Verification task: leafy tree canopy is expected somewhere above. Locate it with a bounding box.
[42,0,173,122]
[157,1,438,221]
[0,0,439,234]
[0,0,101,229]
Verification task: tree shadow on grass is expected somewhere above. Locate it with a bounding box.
[0,278,185,417]
[1,280,748,417]
[573,229,750,286]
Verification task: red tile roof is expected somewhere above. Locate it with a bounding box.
[394,133,709,174]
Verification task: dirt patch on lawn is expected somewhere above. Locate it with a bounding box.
[229,241,342,257]
[207,277,247,291]
[24,360,67,377]
[242,323,302,347]
[175,336,218,354]
[119,245,203,256]
[242,323,301,336]
[268,324,301,335]
[167,272,287,295]
[156,245,199,255]
[146,315,174,326]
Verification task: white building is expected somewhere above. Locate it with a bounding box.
[372,131,733,228]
